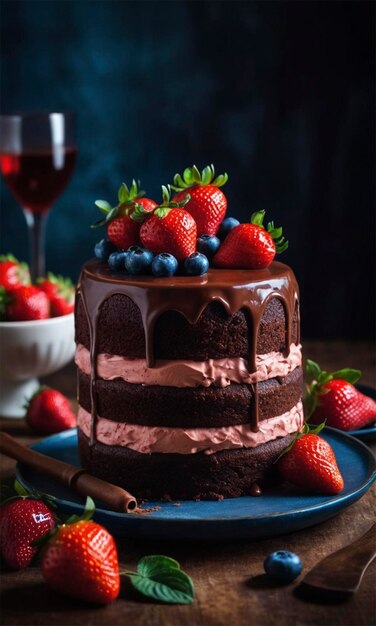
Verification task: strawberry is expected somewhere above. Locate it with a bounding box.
[37,272,75,317]
[0,498,55,569]
[170,164,228,236]
[25,386,77,435]
[213,210,288,270]
[305,360,376,431]
[0,285,50,321]
[92,180,157,249]
[277,423,344,495]
[0,254,31,291]
[40,501,120,604]
[140,186,197,261]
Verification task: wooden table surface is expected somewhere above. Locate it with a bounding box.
[1,340,375,626]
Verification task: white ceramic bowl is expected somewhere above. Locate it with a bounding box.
[0,313,75,418]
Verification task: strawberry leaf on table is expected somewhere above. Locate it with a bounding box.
[122,555,195,605]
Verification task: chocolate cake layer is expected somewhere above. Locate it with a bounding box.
[75,294,298,360]
[78,366,303,428]
[77,428,295,500]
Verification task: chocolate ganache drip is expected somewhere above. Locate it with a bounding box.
[77,260,300,443]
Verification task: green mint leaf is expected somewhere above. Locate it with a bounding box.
[137,555,180,577]
[330,368,362,384]
[130,568,194,604]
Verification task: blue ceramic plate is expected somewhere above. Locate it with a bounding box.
[16,428,375,542]
[350,385,376,441]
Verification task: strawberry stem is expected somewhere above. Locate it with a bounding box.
[136,185,191,221]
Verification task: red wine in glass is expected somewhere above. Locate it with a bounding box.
[0,112,76,279]
[0,147,77,216]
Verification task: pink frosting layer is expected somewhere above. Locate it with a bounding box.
[75,343,302,388]
[77,401,304,455]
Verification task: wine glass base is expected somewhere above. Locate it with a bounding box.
[0,378,40,418]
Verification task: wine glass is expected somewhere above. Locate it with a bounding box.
[0,112,77,280]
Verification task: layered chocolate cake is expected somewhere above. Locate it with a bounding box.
[75,260,303,500]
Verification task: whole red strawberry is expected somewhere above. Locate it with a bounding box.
[41,517,120,604]
[213,210,288,270]
[140,186,197,260]
[171,164,228,236]
[37,272,75,317]
[306,360,376,431]
[277,424,344,495]
[0,254,31,291]
[0,498,55,569]
[25,386,77,435]
[92,180,157,249]
[0,285,50,321]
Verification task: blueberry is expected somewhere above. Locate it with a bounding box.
[217,217,240,240]
[108,251,128,271]
[127,244,144,253]
[264,551,302,583]
[196,235,221,259]
[125,247,154,275]
[151,253,178,277]
[184,252,209,276]
[94,239,117,262]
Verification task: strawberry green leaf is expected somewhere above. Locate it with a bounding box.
[212,173,228,187]
[304,383,319,419]
[191,165,201,184]
[250,210,265,227]
[118,183,129,204]
[317,371,332,385]
[170,164,228,191]
[0,286,12,319]
[202,165,212,185]
[65,496,95,524]
[14,480,30,496]
[301,420,326,436]
[329,368,361,384]
[95,199,112,214]
[305,359,322,381]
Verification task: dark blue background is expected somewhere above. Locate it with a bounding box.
[1,1,374,339]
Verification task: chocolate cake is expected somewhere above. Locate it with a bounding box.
[75,259,303,500]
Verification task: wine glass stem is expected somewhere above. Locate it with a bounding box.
[23,210,48,280]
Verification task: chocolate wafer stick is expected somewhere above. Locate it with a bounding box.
[0,431,137,513]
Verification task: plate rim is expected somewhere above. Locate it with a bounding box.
[15,426,376,524]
